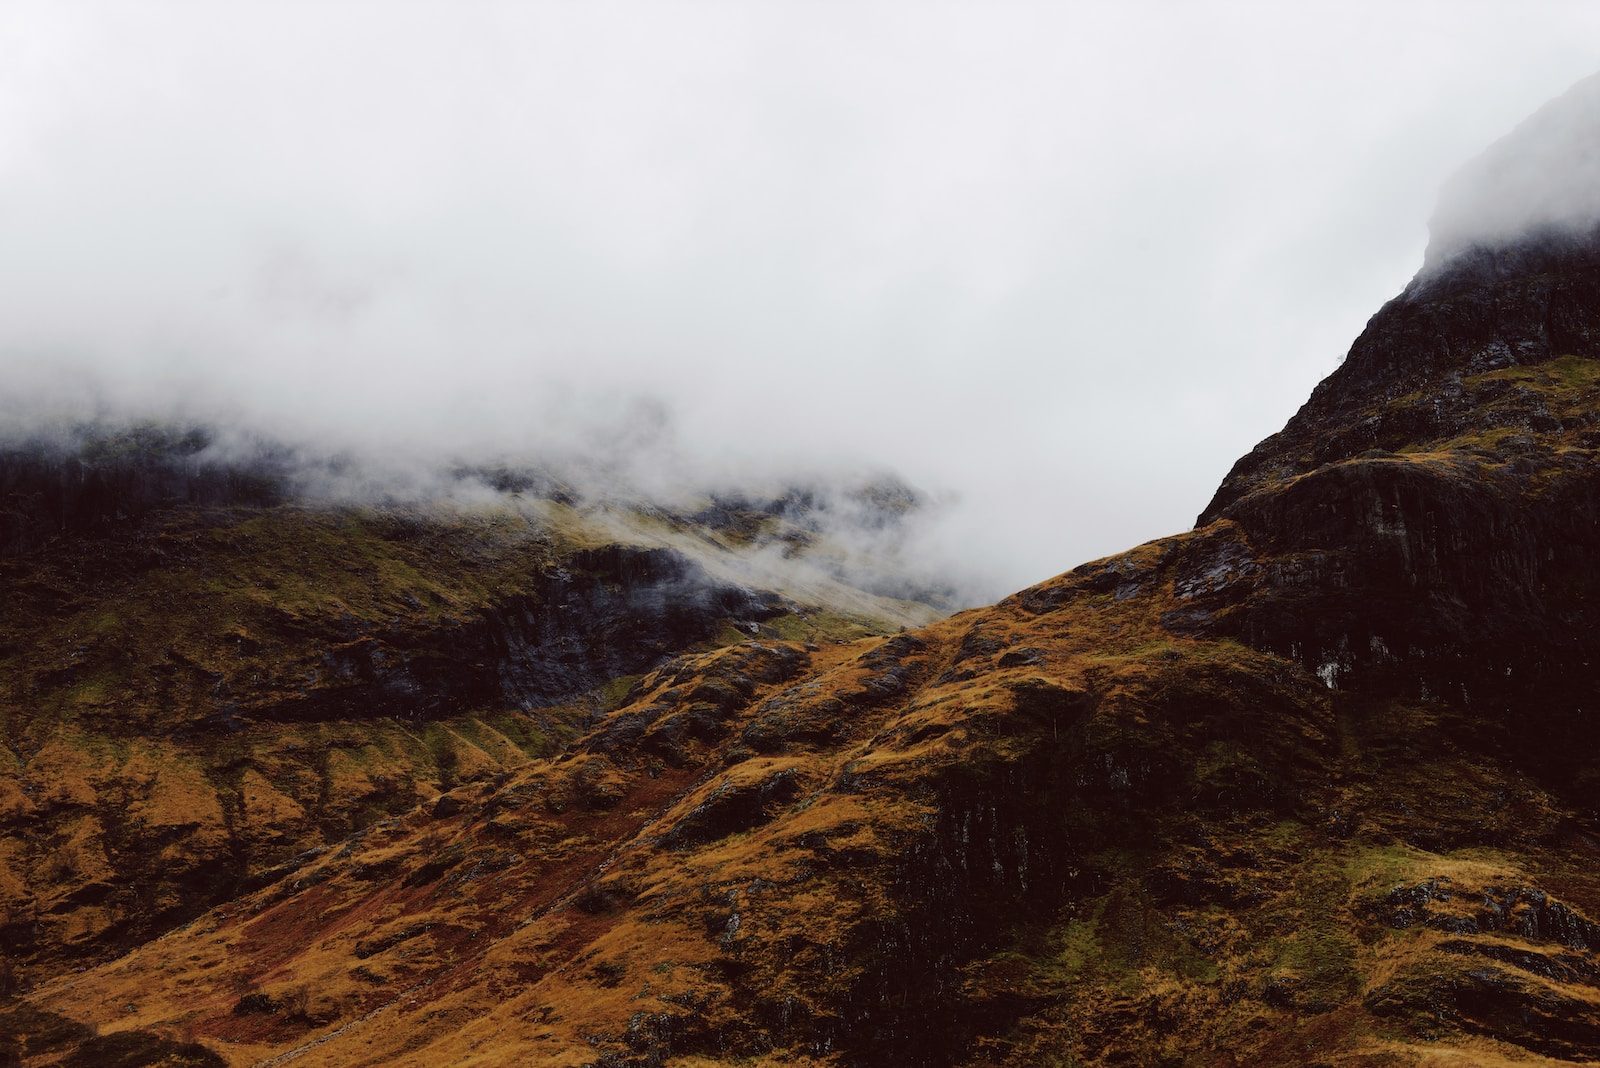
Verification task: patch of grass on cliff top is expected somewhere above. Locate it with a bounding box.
[1469,353,1600,390]
[1396,425,1523,457]
[1345,842,1524,894]
[701,609,899,652]
[1463,355,1600,424]
[208,506,558,621]
[761,610,899,643]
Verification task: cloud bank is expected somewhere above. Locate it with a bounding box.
[1427,69,1600,270]
[3,2,1600,600]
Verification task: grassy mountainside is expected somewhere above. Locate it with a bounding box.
[0,450,936,1000]
[10,239,1600,1065]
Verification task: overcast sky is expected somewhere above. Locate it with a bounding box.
[2,2,1598,598]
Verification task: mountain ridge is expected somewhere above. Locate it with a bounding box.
[10,121,1600,1068]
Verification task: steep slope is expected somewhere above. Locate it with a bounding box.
[0,436,938,995]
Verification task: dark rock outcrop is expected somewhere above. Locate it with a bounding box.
[256,544,785,723]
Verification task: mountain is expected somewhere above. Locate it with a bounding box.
[0,433,939,1001]
[9,96,1600,1066]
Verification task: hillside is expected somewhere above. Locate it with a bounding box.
[5,227,1600,1067]
[10,114,1600,1068]
[0,439,938,1005]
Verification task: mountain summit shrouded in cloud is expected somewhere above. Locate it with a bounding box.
[1426,68,1600,271]
[4,4,1600,597]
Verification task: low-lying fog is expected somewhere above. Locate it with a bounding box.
[4,2,1599,603]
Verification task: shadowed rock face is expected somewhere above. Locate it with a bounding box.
[1197,232,1600,808]
[251,544,786,725]
[0,426,291,555]
[1204,229,1600,521]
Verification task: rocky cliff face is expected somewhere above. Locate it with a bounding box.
[1200,231,1600,807]
[10,121,1600,1068]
